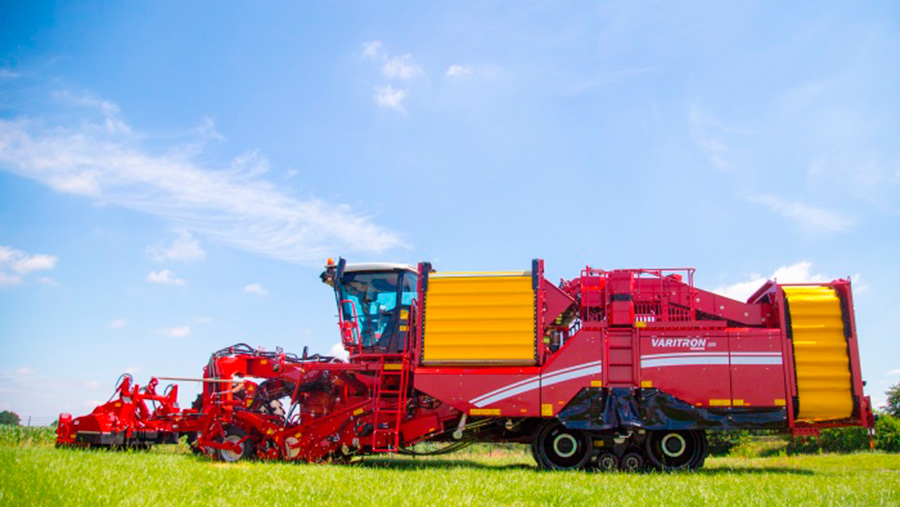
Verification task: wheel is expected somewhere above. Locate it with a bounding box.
[619,451,644,472]
[595,451,618,472]
[218,426,254,462]
[533,422,592,471]
[645,430,706,471]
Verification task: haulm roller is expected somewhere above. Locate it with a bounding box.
[57,258,874,471]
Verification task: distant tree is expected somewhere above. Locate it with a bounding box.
[887,382,900,417]
[0,410,20,426]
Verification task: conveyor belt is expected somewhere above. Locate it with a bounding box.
[783,286,854,421]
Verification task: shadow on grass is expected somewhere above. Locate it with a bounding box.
[697,467,814,476]
[65,445,815,476]
[360,457,535,471]
[359,457,814,475]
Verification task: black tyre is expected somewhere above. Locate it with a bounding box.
[645,430,706,471]
[595,451,618,472]
[619,451,645,472]
[217,426,254,463]
[533,421,592,471]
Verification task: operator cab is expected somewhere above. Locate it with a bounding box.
[321,259,418,355]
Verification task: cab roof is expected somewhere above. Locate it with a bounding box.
[343,262,417,273]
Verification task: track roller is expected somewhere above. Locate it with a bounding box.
[531,421,592,471]
[619,451,645,472]
[645,430,706,471]
[594,451,618,472]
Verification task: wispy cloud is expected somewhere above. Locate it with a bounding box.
[362,41,421,113]
[689,106,737,171]
[244,283,267,296]
[109,318,128,329]
[38,277,59,287]
[446,65,472,77]
[383,55,422,80]
[146,269,186,286]
[0,69,21,80]
[0,97,405,264]
[713,261,832,301]
[362,40,383,60]
[0,245,58,287]
[162,326,191,338]
[374,85,408,112]
[15,367,36,376]
[888,369,900,376]
[148,230,206,262]
[747,194,854,233]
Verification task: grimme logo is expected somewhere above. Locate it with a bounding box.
[651,337,708,349]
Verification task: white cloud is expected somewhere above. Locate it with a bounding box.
[374,85,408,112]
[689,107,735,171]
[747,194,854,233]
[888,369,900,376]
[124,366,141,374]
[0,100,405,265]
[0,246,58,287]
[244,283,267,296]
[713,261,832,301]
[38,277,60,287]
[162,326,191,338]
[362,40,383,60]
[53,90,131,135]
[146,269,186,286]
[12,253,57,273]
[382,54,422,80]
[82,380,100,389]
[110,318,128,329]
[148,230,206,262]
[329,342,349,361]
[0,69,21,80]
[446,65,472,77]
[15,367,36,376]
[0,272,21,287]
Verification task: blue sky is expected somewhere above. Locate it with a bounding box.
[1,2,898,423]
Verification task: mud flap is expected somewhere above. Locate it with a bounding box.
[557,388,786,431]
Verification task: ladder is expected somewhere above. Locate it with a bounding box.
[371,354,409,452]
[607,329,637,387]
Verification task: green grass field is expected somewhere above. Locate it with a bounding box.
[1,432,899,506]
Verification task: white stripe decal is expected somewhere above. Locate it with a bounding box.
[641,356,729,368]
[730,356,783,365]
[470,360,603,404]
[473,379,541,408]
[540,365,603,388]
[470,361,603,407]
[641,353,784,368]
[641,352,729,359]
[468,351,784,407]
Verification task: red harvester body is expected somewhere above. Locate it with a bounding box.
[57,258,874,471]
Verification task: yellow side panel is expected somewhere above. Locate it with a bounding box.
[784,286,854,421]
[423,275,536,365]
